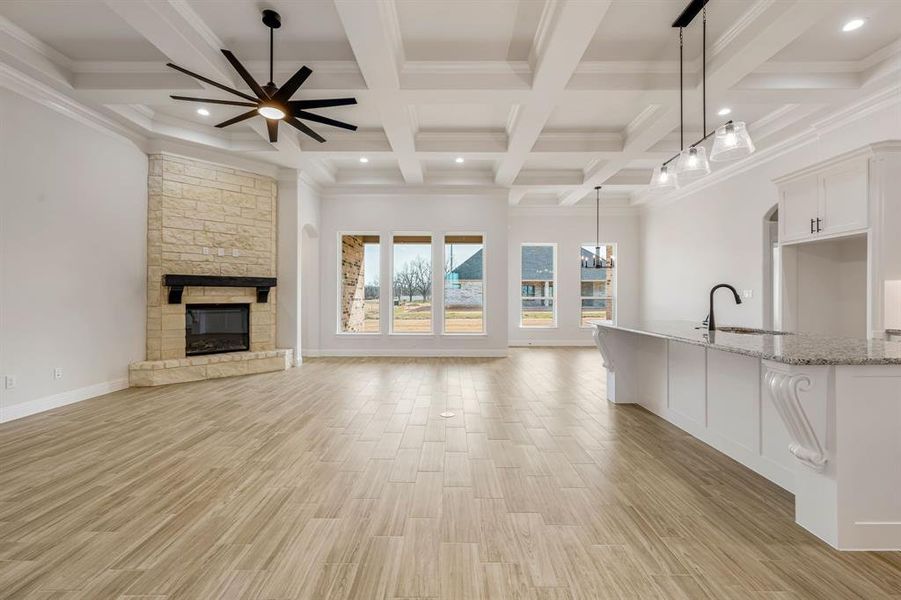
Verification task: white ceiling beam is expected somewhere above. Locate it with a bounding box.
[559,0,838,205]
[334,0,423,184]
[104,0,235,85]
[494,0,613,186]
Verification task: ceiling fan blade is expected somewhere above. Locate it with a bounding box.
[289,97,357,110]
[166,62,259,103]
[215,109,259,128]
[273,66,312,103]
[221,50,268,100]
[294,110,357,131]
[170,95,258,107]
[266,119,279,143]
[285,117,326,143]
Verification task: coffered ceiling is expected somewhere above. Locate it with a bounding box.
[1,0,898,206]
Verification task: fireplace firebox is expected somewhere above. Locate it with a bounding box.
[185,304,250,356]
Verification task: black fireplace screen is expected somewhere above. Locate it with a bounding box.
[185,304,250,356]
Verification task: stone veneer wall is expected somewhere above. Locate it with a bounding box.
[146,154,277,360]
[340,235,365,332]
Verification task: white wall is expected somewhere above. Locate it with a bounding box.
[640,102,901,328]
[0,89,147,421]
[300,181,321,356]
[507,208,640,345]
[314,192,508,356]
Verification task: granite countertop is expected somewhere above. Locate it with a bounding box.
[590,320,901,366]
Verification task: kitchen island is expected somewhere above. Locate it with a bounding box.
[590,320,901,550]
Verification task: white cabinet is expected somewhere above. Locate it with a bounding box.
[776,157,869,244]
[780,175,820,242]
[820,160,869,236]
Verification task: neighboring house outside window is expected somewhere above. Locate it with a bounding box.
[580,243,615,326]
[520,244,556,327]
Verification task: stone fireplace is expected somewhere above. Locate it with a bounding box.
[129,154,292,386]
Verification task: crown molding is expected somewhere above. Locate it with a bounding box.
[0,63,142,148]
[711,0,775,58]
[0,15,72,70]
[148,143,280,178]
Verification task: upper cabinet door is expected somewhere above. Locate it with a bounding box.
[780,175,819,243]
[820,159,869,236]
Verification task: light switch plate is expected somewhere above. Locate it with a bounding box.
[217,248,225,256]
[202,247,210,255]
[232,249,240,257]
[53,368,62,380]
[4,375,16,389]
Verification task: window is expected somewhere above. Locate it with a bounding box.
[580,243,616,326]
[392,235,433,333]
[444,235,484,334]
[520,243,556,327]
[339,234,380,333]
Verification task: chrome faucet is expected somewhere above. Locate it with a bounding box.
[707,283,742,331]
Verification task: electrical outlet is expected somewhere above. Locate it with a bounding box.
[4,375,16,390]
[217,248,225,256]
[53,368,63,380]
[232,249,240,257]
[743,289,753,299]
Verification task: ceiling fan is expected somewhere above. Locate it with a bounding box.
[166,9,357,143]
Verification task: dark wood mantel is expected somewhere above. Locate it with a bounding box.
[163,274,277,304]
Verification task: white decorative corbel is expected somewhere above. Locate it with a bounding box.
[764,367,827,471]
[592,325,615,372]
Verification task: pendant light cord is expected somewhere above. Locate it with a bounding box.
[702,7,706,137]
[679,27,684,150]
[595,186,601,267]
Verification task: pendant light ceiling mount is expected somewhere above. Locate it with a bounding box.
[651,0,755,190]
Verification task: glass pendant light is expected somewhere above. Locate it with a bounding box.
[710,120,755,162]
[675,146,710,182]
[651,163,678,189]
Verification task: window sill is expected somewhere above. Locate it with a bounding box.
[442,332,488,337]
[335,331,382,336]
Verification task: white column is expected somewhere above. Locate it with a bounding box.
[277,170,302,365]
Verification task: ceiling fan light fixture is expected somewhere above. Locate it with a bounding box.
[196,107,210,116]
[710,121,755,162]
[258,104,286,120]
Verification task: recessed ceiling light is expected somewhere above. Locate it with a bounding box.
[842,18,865,32]
[359,157,369,163]
[718,107,731,116]
[455,157,464,164]
[196,107,210,116]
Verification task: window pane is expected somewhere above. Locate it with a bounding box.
[340,235,380,333]
[521,244,556,327]
[580,243,615,326]
[393,236,432,333]
[445,236,484,334]
[521,299,555,327]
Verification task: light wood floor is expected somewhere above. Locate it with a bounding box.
[1,348,899,599]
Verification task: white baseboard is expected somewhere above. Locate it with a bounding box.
[303,348,508,358]
[0,378,129,423]
[508,339,595,347]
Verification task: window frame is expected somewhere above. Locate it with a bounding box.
[519,242,558,329]
[441,232,487,336]
[335,231,383,335]
[579,241,617,328]
[389,231,436,336]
